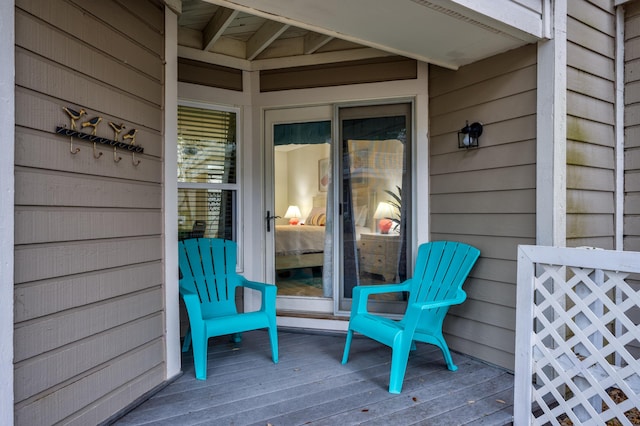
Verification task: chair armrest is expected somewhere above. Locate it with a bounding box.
[352,281,412,315]
[180,288,204,320]
[241,279,275,293]
[237,276,277,313]
[411,289,467,311]
[401,289,467,335]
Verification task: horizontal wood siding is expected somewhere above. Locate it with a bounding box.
[429,44,537,371]
[566,0,616,249]
[624,1,640,359]
[625,0,640,250]
[14,0,165,425]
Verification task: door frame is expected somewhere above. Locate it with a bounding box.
[248,62,430,331]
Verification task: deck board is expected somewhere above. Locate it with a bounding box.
[112,330,514,425]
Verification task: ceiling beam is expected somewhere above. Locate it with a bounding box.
[246,20,290,60]
[203,7,240,51]
[303,32,334,54]
[178,45,395,71]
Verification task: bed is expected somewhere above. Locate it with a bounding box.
[275,190,371,272]
[275,224,326,270]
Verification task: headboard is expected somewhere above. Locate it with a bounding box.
[312,193,326,208]
[310,188,372,227]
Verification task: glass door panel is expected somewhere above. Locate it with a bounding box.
[273,122,331,297]
[338,103,412,315]
[264,106,334,314]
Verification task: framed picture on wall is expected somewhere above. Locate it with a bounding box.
[318,158,329,192]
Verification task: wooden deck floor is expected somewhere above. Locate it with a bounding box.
[112,329,514,426]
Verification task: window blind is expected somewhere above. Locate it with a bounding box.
[177,105,237,184]
[177,104,237,241]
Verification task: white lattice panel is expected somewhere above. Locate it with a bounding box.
[515,246,640,425]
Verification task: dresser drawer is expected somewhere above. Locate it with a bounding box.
[358,239,386,255]
[358,233,400,281]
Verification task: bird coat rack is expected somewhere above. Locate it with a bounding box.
[57,106,144,166]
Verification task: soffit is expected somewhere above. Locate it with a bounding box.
[178,0,544,70]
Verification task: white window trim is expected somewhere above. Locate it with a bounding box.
[177,99,243,267]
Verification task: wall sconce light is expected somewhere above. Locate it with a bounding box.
[373,202,394,234]
[284,205,301,225]
[458,121,483,148]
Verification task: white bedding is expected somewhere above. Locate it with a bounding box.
[275,225,325,256]
[275,224,371,256]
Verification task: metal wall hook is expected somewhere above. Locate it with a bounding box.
[113,147,122,163]
[132,152,141,166]
[70,137,80,154]
[93,142,103,159]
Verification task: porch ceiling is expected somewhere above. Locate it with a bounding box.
[178,0,544,71]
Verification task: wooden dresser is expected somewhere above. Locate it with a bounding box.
[358,233,400,282]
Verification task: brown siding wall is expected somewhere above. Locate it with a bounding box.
[178,57,243,90]
[260,56,417,91]
[429,44,538,371]
[14,0,165,424]
[566,0,617,248]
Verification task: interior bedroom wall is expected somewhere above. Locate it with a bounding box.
[277,144,330,222]
[274,150,289,224]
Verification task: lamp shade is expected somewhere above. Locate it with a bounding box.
[373,202,394,219]
[373,202,395,234]
[284,205,301,225]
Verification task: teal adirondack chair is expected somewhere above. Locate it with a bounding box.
[179,238,279,380]
[342,240,480,394]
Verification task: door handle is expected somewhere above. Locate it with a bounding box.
[265,210,280,232]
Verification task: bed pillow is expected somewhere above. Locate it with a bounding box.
[306,207,326,226]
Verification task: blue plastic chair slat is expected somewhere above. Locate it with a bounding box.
[178,238,279,380]
[342,240,480,394]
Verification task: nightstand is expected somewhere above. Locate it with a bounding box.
[358,233,400,281]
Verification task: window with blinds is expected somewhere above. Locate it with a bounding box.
[177,104,238,241]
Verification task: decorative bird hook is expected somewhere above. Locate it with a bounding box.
[82,116,102,136]
[108,122,126,141]
[81,116,103,159]
[123,128,138,145]
[69,137,80,154]
[113,147,122,163]
[123,129,140,166]
[62,107,86,131]
[62,107,86,155]
[93,142,102,159]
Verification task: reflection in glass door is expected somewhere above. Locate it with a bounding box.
[273,121,331,297]
[265,106,334,314]
[338,103,412,315]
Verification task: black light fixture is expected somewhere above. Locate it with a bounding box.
[458,121,483,148]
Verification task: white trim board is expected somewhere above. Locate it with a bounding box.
[0,1,15,424]
[164,7,181,381]
[536,0,567,248]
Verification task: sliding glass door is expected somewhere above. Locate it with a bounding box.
[264,102,412,316]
